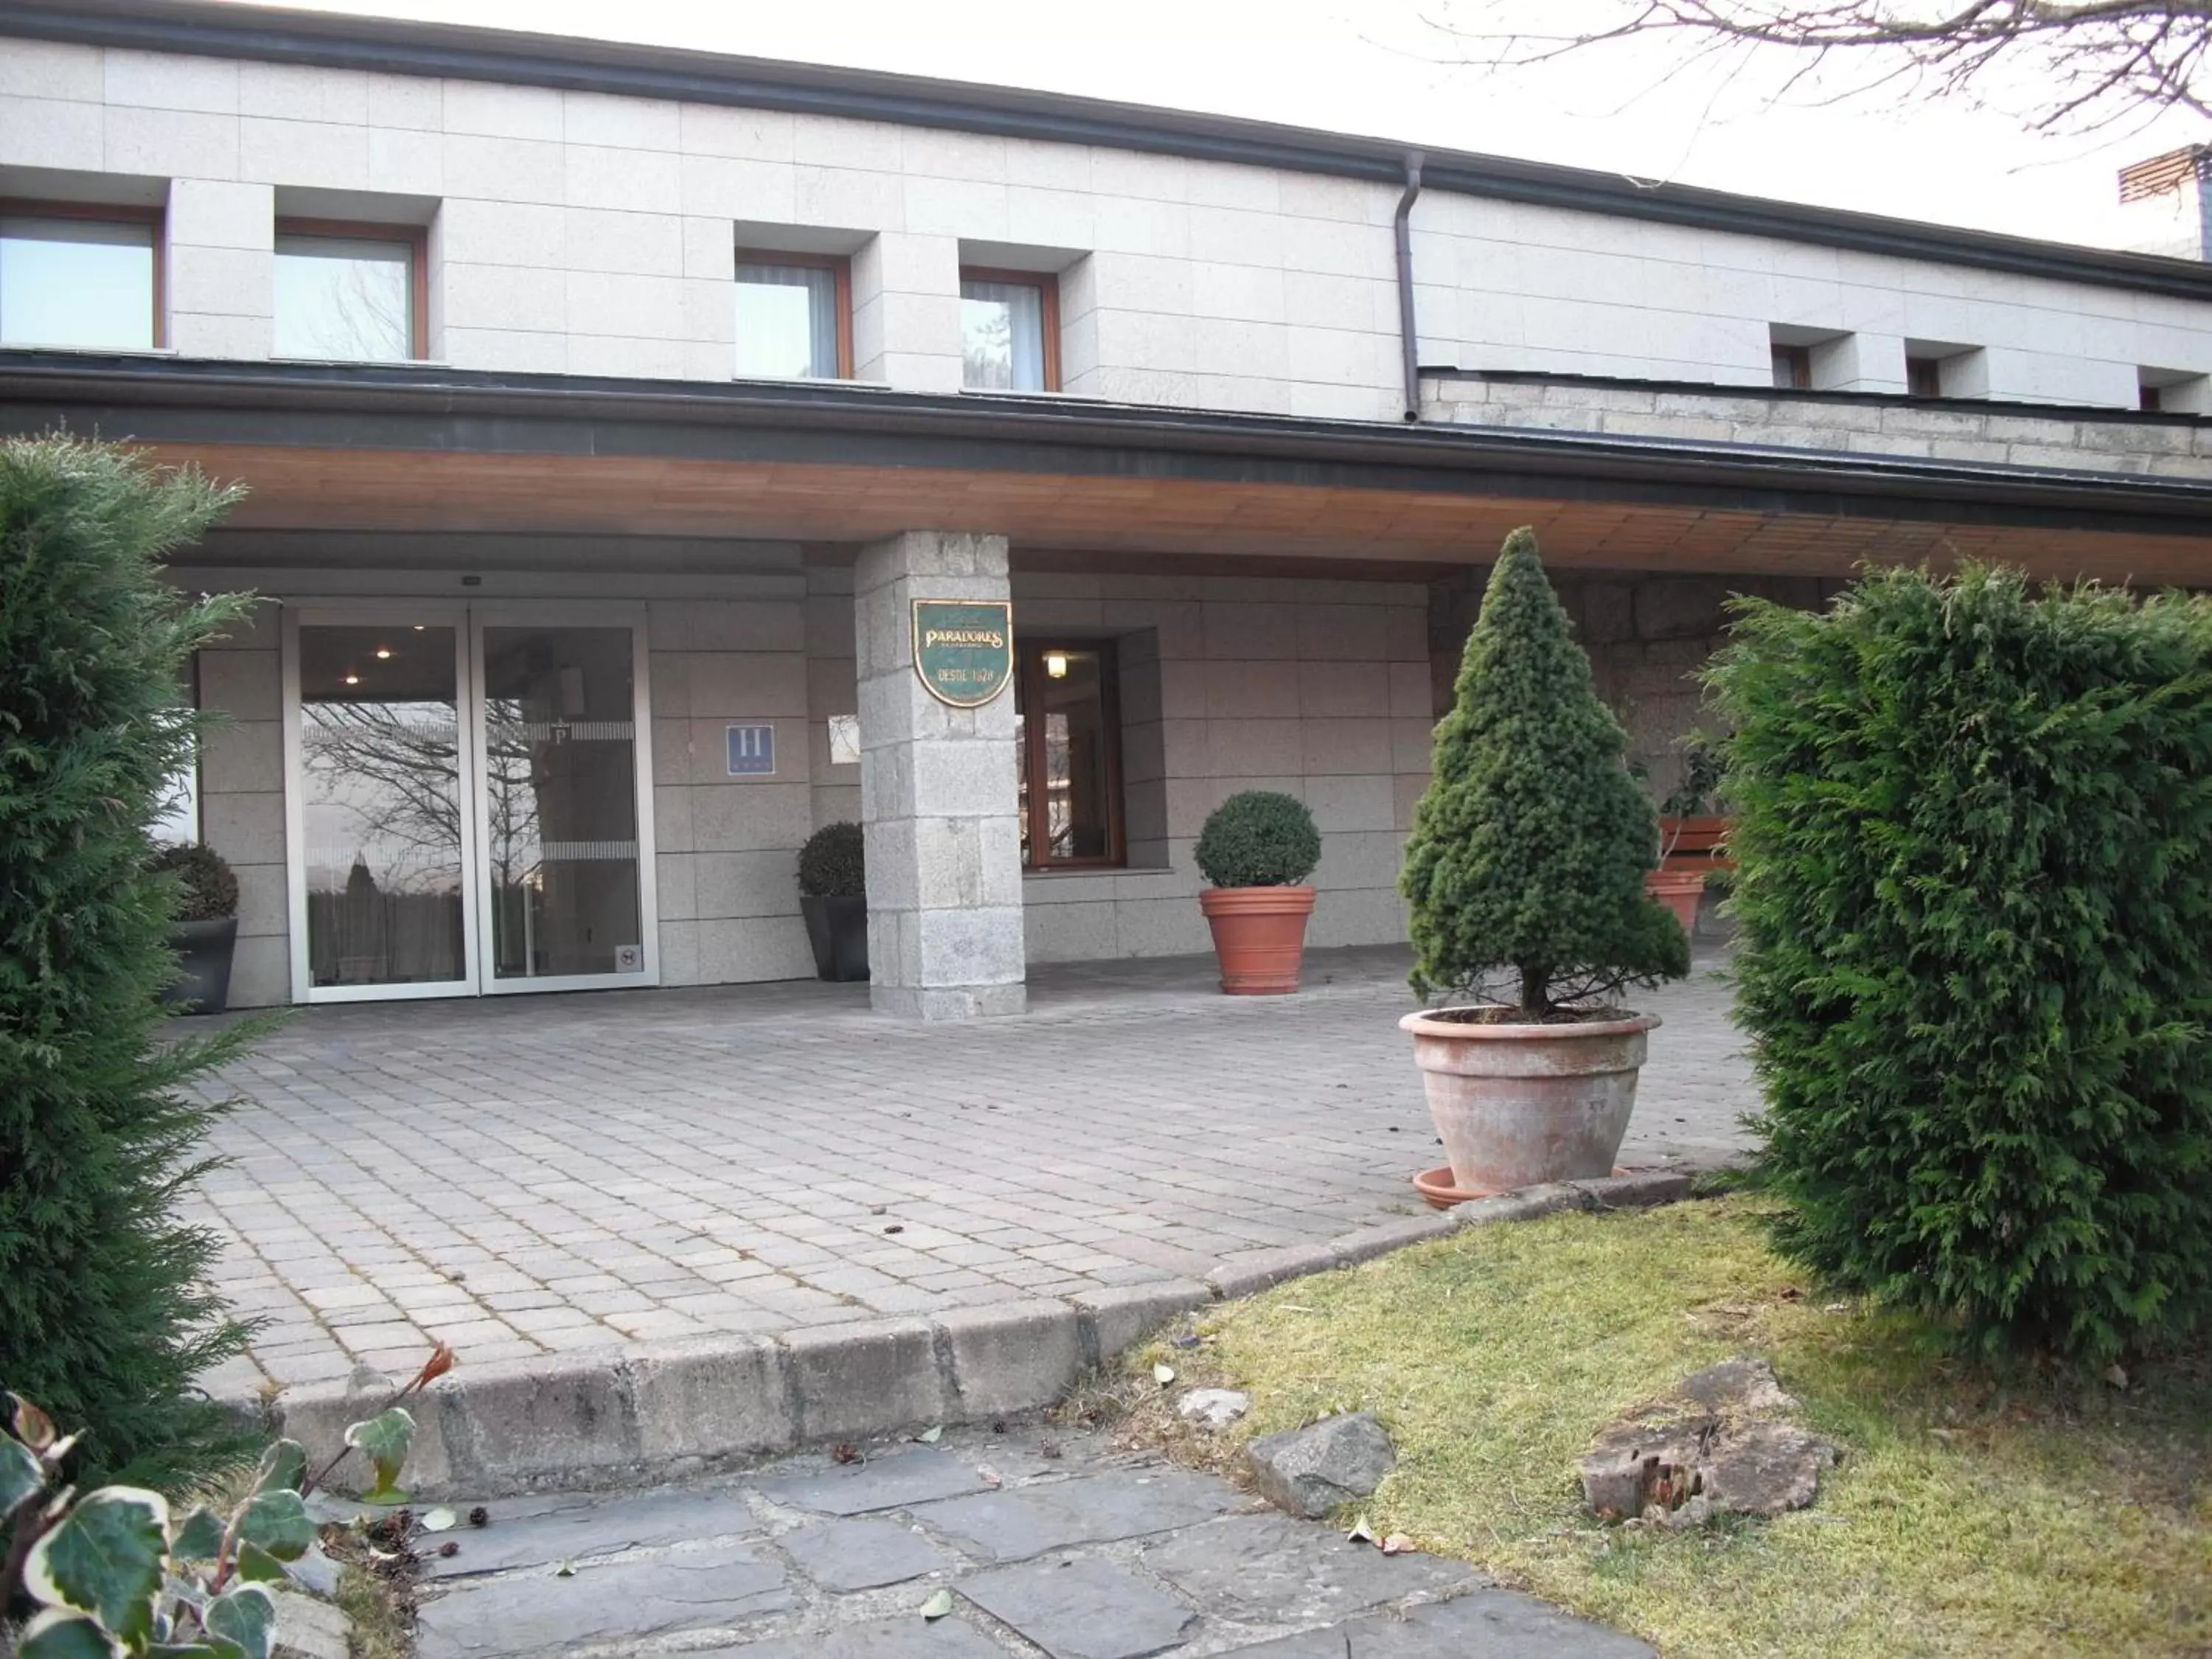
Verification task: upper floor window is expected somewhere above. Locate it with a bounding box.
[1015,641,1122,869]
[1905,355,1944,398]
[960,268,1058,392]
[735,251,851,380]
[274,222,421,361]
[1770,345,1811,390]
[0,206,159,351]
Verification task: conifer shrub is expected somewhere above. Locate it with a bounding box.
[1400,527,1687,1014]
[147,841,239,922]
[1194,790,1321,888]
[0,436,259,1485]
[1710,563,2212,1363]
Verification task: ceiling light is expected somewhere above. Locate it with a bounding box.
[342,675,361,686]
[374,647,392,659]
[1044,650,1068,679]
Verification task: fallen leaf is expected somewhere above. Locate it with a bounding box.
[1152,1363,1176,1385]
[920,1589,954,1621]
[1778,1286,1804,1301]
[1169,1335,1202,1350]
[1346,1514,1377,1545]
[976,1466,1004,1489]
[2104,1363,2129,1390]
[1823,1303,1851,1315]
[831,1442,863,1465]
[554,1560,576,1579]
[1380,1533,1415,1556]
[419,1507,457,1534]
[916,1425,943,1444]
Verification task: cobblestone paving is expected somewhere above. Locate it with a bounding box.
[189,947,1753,1396]
[402,1423,1655,1658]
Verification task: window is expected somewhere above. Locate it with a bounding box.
[1905,355,1944,398]
[734,251,851,380]
[274,222,421,361]
[0,206,159,350]
[1015,641,1122,869]
[1770,345,1811,390]
[2143,382,2167,413]
[960,268,1059,392]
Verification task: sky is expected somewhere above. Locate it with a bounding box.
[251,0,2211,251]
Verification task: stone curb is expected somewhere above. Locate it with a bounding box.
[256,1169,1701,1498]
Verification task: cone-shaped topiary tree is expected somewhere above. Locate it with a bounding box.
[1401,527,1689,1015]
[0,435,260,1486]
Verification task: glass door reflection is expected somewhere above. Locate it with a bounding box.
[297,622,472,991]
[477,623,647,985]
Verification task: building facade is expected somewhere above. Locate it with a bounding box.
[5,0,2212,1015]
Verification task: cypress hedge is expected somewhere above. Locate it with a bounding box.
[1,436,260,1484]
[1711,563,2212,1363]
[1401,527,1688,1013]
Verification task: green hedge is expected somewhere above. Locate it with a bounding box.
[1195,790,1321,888]
[1711,563,2212,1363]
[797,820,865,898]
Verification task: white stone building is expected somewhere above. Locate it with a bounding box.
[4,0,2211,1015]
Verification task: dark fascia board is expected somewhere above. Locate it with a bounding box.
[13,0,2212,305]
[4,352,2211,539]
[1434,366,2212,426]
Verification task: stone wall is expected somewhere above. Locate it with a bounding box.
[195,597,288,1008]
[1423,374,2212,477]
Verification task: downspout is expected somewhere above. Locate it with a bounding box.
[1394,150,1425,422]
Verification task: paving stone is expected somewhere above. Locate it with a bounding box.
[692,1617,1007,1658]
[1143,1512,1478,1627]
[910,1467,1239,1562]
[1214,1587,1659,1656]
[414,1540,793,1658]
[778,1517,963,1592]
[422,1486,762,1579]
[959,1556,1197,1659]
[756,1447,998,1516]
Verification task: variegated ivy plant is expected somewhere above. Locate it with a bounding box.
[1,1343,453,1659]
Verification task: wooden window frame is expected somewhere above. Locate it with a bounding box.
[1770,344,1811,391]
[959,265,1062,392]
[1905,355,1944,398]
[274,218,430,361]
[1017,639,1125,872]
[0,198,166,349]
[734,248,854,379]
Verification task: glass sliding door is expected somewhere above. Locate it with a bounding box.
[474,619,652,990]
[285,604,654,1003]
[291,613,476,997]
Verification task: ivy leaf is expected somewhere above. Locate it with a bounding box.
[149,1644,246,1659]
[344,1408,415,1504]
[170,1507,227,1562]
[919,1588,954,1620]
[2,1434,44,1513]
[233,1542,291,1585]
[8,1393,58,1453]
[254,1439,308,1495]
[24,1488,170,1644]
[19,1610,119,1659]
[205,1585,277,1659]
[238,1489,314,1562]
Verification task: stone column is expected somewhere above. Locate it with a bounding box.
[854,531,1026,1019]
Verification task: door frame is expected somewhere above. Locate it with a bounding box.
[282,599,658,1004]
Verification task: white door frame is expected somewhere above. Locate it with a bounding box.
[468,602,659,997]
[282,599,658,1004]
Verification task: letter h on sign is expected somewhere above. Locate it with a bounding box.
[726,723,776,776]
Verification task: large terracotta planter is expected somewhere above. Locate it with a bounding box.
[1399,1008,1660,1193]
[1659,814,1729,856]
[1644,868,1706,936]
[1199,885,1315,995]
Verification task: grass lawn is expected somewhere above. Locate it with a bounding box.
[1113,1196,2210,1658]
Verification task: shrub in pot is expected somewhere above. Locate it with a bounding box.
[1398,527,1690,1201]
[149,841,240,1014]
[797,821,869,983]
[1194,790,1322,994]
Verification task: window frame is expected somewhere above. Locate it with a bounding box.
[1770,344,1811,391]
[733,247,854,380]
[959,265,1062,393]
[273,217,428,361]
[1016,638,1125,872]
[0,197,165,350]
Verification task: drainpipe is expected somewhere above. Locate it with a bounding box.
[1394,150,1425,422]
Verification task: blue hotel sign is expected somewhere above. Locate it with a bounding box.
[726,723,776,776]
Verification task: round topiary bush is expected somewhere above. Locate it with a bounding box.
[147,841,237,922]
[1195,790,1321,888]
[1399,526,1688,1015]
[1713,562,2212,1365]
[797,821,866,899]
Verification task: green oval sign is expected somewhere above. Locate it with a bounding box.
[913,599,1014,708]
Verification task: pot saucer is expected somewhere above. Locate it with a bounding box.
[1413,1164,1632,1209]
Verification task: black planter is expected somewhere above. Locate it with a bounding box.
[800,894,869,983]
[162,916,238,1014]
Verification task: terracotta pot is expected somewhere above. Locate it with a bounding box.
[1645,868,1706,935]
[1199,885,1316,995]
[1400,1009,1660,1192]
[1659,814,1731,856]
